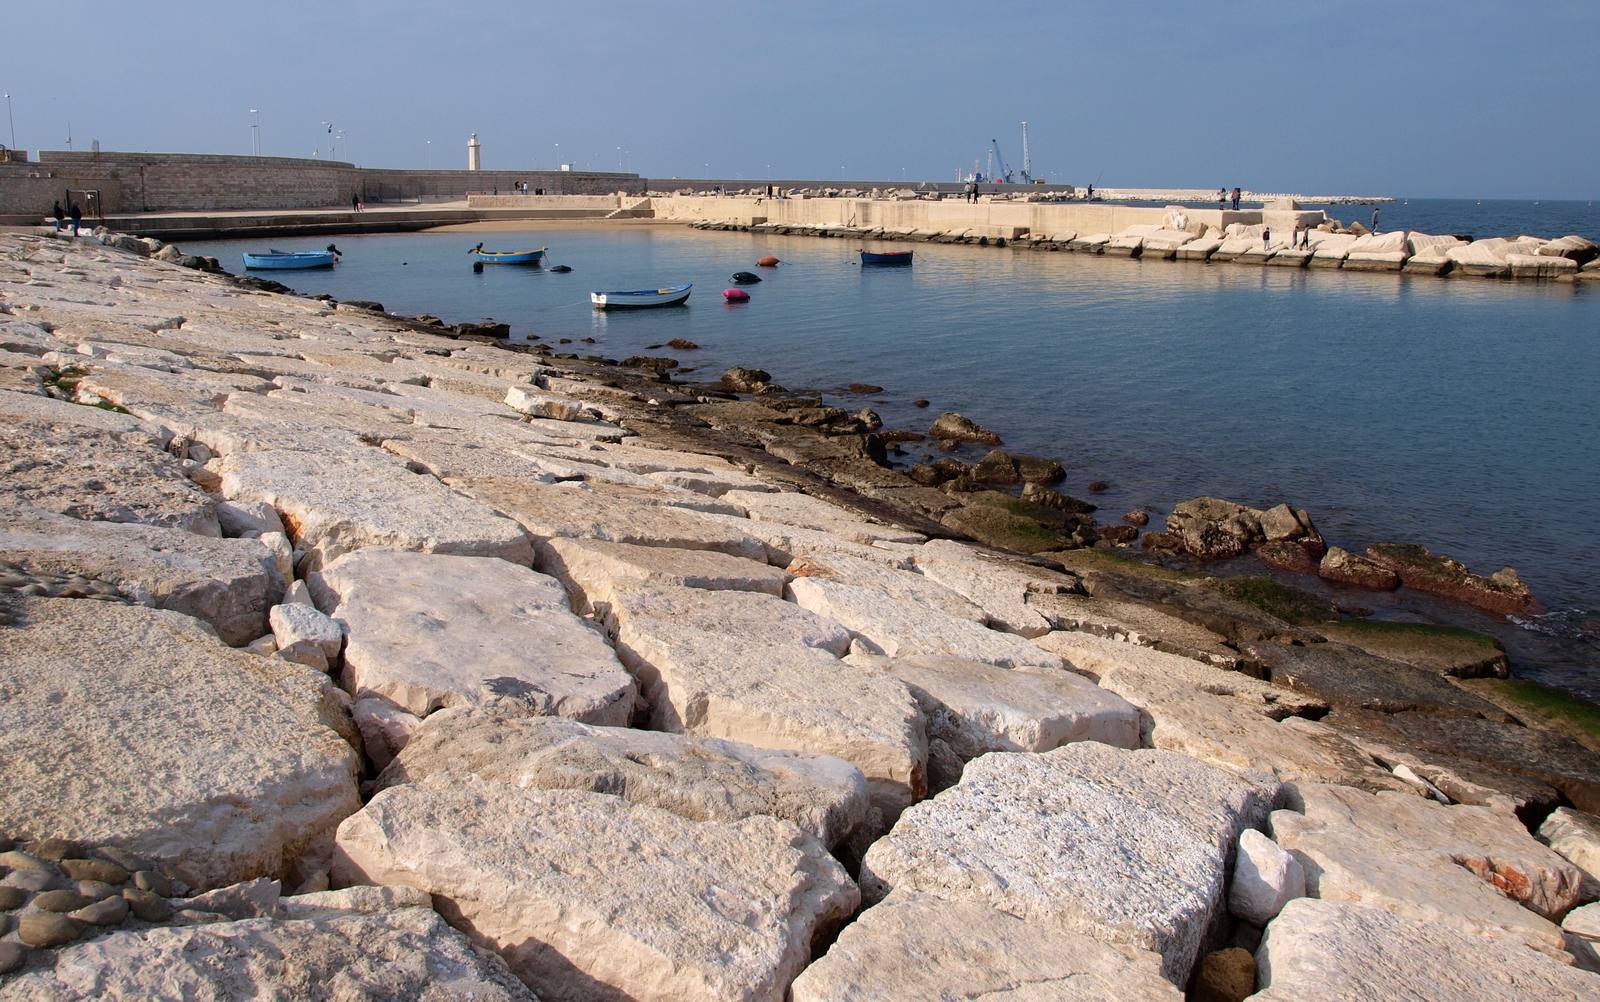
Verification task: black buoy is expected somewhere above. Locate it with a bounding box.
[731,271,762,285]
[472,260,484,273]
[550,264,573,273]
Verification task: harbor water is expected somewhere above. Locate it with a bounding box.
[188,201,1600,696]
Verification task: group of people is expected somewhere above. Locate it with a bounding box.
[350,194,365,212]
[1262,225,1316,251]
[50,199,83,236]
[1219,186,1243,210]
[962,178,980,203]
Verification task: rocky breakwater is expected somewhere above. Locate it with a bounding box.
[1,228,1599,999]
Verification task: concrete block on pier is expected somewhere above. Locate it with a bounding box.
[1343,231,1410,271]
[1176,236,1223,261]
[1307,230,1356,268]
[1266,248,1313,267]
[1507,253,1578,281]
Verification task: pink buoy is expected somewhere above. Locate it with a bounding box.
[723,288,750,302]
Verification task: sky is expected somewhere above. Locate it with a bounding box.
[4,1,1597,199]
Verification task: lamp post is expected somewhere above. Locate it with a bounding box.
[553,142,559,169]
[320,121,333,159]
[4,94,15,151]
[249,108,259,156]
[336,130,347,163]
[616,146,622,171]
[425,139,431,169]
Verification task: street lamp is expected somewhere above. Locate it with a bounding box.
[425,139,431,169]
[616,146,622,171]
[320,121,333,159]
[250,108,259,156]
[5,94,16,151]
[553,142,559,169]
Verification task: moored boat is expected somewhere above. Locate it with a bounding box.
[469,244,547,266]
[242,249,337,270]
[860,250,913,266]
[590,283,693,310]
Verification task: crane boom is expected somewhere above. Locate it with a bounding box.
[989,138,1015,183]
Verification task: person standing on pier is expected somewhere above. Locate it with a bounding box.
[51,200,63,231]
[1262,227,1271,251]
[1219,188,1227,211]
[1371,206,1381,233]
[68,200,82,236]
[1231,187,1241,210]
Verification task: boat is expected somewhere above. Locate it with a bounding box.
[242,249,337,270]
[860,250,913,266]
[590,284,692,310]
[469,244,547,266]
[723,288,750,302]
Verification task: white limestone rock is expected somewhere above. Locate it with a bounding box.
[789,889,1179,1002]
[0,901,537,1000]
[909,538,1078,637]
[270,601,344,660]
[378,707,868,848]
[1270,783,1581,956]
[859,743,1275,984]
[1228,828,1304,926]
[606,585,927,816]
[215,498,286,538]
[785,551,985,622]
[1564,901,1600,973]
[0,596,360,891]
[1508,252,1578,280]
[1342,230,1410,270]
[536,537,785,615]
[1029,594,1244,670]
[1252,898,1600,1001]
[0,510,284,645]
[503,385,601,421]
[452,478,765,562]
[352,696,422,772]
[720,489,926,545]
[1538,807,1600,901]
[334,776,858,1002]
[219,448,533,569]
[308,549,635,724]
[692,510,918,568]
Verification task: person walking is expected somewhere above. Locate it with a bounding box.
[1218,188,1226,211]
[1262,227,1271,252]
[68,200,82,236]
[1370,206,1381,233]
[1231,187,1241,210]
[51,200,64,231]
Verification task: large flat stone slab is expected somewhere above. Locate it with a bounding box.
[1270,782,1581,955]
[536,537,786,615]
[0,596,359,891]
[0,896,536,1001]
[909,538,1080,637]
[308,549,635,724]
[1253,898,1600,1001]
[219,448,534,569]
[859,743,1275,984]
[784,550,985,622]
[452,478,765,562]
[334,776,858,1002]
[720,489,926,545]
[1028,590,1245,670]
[0,510,283,645]
[606,586,927,815]
[787,577,1065,669]
[692,511,918,568]
[377,707,867,848]
[789,888,1179,1002]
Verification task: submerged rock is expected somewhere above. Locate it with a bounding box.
[1364,543,1539,616]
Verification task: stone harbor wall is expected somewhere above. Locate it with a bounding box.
[1,228,1598,998]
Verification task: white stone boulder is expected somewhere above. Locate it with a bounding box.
[1270,783,1581,956]
[0,596,360,891]
[720,489,925,545]
[859,743,1275,984]
[606,585,927,816]
[909,539,1077,638]
[1538,806,1600,901]
[352,696,422,772]
[1538,234,1599,261]
[786,577,1064,669]
[536,537,785,615]
[693,511,916,568]
[785,551,985,622]
[334,775,858,1002]
[1228,828,1304,926]
[1565,902,1600,973]
[377,707,868,848]
[504,385,601,422]
[215,498,286,538]
[0,896,536,1000]
[1508,253,1578,280]
[218,448,533,569]
[789,889,1179,1002]
[1252,898,1600,1001]
[1342,230,1409,270]
[270,601,344,661]
[1307,230,1357,267]
[307,549,634,724]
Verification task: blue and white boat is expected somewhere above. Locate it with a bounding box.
[860,250,913,266]
[590,283,692,310]
[242,249,337,270]
[470,245,547,266]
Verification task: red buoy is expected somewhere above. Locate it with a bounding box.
[723,288,750,302]
[756,256,780,267]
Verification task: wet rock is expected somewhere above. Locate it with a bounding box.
[1087,480,1110,492]
[789,889,1179,1002]
[1318,546,1400,590]
[912,398,930,408]
[1097,524,1138,545]
[335,775,857,1002]
[860,743,1275,985]
[377,707,868,849]
[1364,543,1539,616]
[666,338,699,350]
[927,412,1001,445]
[1192,947,1255,1002]
[907,458,968,486]
[845,382,884,394]
[1166,497,1262,560]
[1255,539,1318,574]
[940,499,1072,555]
[720,366,772,392]
[1124,510,1150,526]
[1019,482,1097,514]
[1245,639,1503,718]
[1252,898,1599,1001]
[970,449,1021,485]
[1320,620,1508,678]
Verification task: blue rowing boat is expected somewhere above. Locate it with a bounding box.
[470,245,547,266]
[590,283,692,309]
[242,249,337,270]
[861,250,913,266]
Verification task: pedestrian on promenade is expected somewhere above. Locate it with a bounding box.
[1231,187,1241,210]
[1218,188,1226,211]
[1262,227,1271,251]
[1086,183,1094,201]
[51,200,63,231]
[68,200,82,236]
[1371,207,1381,233]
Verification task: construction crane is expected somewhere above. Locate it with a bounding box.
[989,138,1015,184]
[989,125,1036,185]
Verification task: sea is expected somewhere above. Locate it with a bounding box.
[186,199,1600,697]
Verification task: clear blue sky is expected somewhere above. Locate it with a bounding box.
[5,1,1596,198]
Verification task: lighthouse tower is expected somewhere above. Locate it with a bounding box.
[467,133,482,172]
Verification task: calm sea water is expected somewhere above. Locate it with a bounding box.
[188,203,1600,696]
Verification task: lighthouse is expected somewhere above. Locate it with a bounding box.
[467,133,482,172]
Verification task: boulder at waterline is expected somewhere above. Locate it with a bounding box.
[927,411,1002,445]
[1363,542,1538,616]
[308,549,636,724]
[334,775,857,1002]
